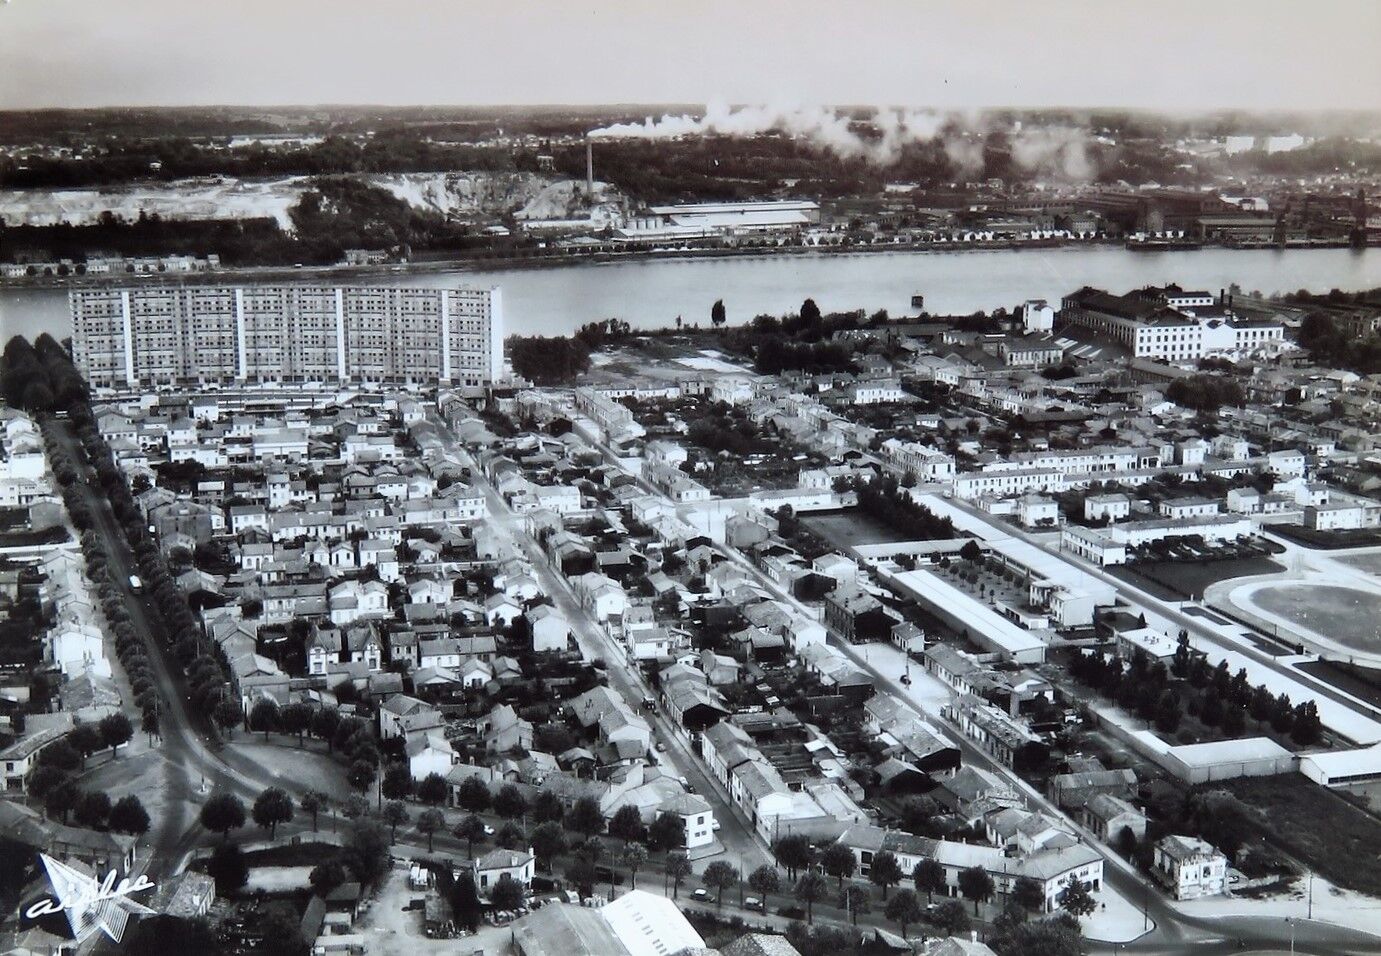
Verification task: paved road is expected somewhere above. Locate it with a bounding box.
[49,420,330,883]
[561,430,1381,954]
[436,420,771,873]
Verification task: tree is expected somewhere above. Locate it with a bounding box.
[1012,875,1045,913]
[99,712,134,757]
[492,783,528,820]
[648,811,686,851]
[666,852,693,899]
[885,889,925,938]
[418,772,449,806]
[702,860,738,910]
[489,873,526,910]
[449,874,483,933]
[932,899,971,936]
[1058,880,1096,919]
[301,791,328,832]
[207,842,249,895]
[109,795,150,835]
[774,833,814,880]
[280,702,312,746]
[70,722,103,764]
[343,821,392,888]
[821,842,857,888]
[454,814,488,857]
[141,708,160,745]
[258,902,308,956]
[959,539,983,562]
[456,776,492,813]
[794,872,828,923]
[1292,700,1322,745]
[381,764,413,801]
[566,856,597,898]
[608,804,647,844]
[530,821,566,871]
[253,787,294,840]
[870,850,903,900]
[532,789,565,824]
[566,795,605,837]
[711,299,727,329]
[417,808,445,852]
[992,913,1084,956]
[201,792,247,840]
[958,865,995,915]
[341,794,369,821]
[212,697,242,737]
[621,842,649,889]
[309,861,347,896]
[37,739,81,773]
[75,790,112,829]
[747,863,780,901]
[496,822,526,849]
[382,800,409,841]
[250,698,281,740]
[347,759,375,793]
[840,884,871,923]
[311,706,341,748]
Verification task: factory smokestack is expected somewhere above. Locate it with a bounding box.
[585,137,594,198]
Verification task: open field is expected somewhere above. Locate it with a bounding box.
[1111,556,1284,601]
[802,510,915,548]
[1222,774,1381,898]
[1251,584,1381,652]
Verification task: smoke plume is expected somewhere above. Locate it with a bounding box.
[589,103,1099,181]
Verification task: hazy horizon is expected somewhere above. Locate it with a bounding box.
[2,0,1379,114]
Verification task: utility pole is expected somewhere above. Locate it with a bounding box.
[1307,869,1313,920]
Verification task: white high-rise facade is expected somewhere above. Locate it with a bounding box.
[70,284,504,388]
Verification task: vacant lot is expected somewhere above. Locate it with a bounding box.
[1224,774,1381,897]
[1112,556,1284,600]
[803,511,913,548]
[1272,525,1381,550]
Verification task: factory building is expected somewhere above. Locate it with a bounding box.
[614,200,820,241]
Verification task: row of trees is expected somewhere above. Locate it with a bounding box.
[853,474,958,540]
[1070,640,1322,745]
[0,334,88,414]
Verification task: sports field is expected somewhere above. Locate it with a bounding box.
[1250,584,1381,651]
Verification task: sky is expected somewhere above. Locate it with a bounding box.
[1,0,1379,113]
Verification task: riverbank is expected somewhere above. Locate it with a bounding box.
[3,234,1375,292]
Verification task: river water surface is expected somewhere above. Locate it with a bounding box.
[3,246,1380,341]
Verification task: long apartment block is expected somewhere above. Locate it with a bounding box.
[70,284,504,389]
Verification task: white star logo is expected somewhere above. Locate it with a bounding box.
[25,854,157,944]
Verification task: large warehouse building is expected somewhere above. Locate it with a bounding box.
[70,284,504,389]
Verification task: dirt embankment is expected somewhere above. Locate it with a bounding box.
[0,171,629,231]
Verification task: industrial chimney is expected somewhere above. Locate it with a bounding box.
[585,137,594,198]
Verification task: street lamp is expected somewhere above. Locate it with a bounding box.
[1286,915,1295,955]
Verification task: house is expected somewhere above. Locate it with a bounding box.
[1,725,72,793]
[1079,793,1148,843]
[378,695,438,739]
[1048,767,1138,810]
[486,593,523,628]
[661,791,716,850]
[526,605,570,654]
[484,704,534,754]
[407,733,455,781]
[465,847,535,901]
[1153,835,1228,900]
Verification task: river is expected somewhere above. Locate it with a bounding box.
[3,246,1380,341]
